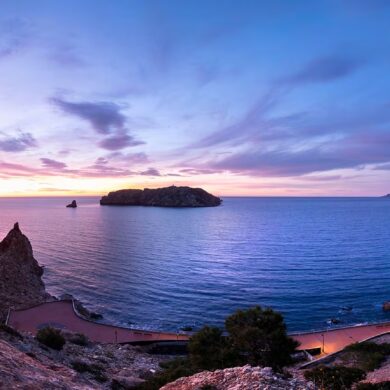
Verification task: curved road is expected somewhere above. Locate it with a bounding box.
[7,301,390,358]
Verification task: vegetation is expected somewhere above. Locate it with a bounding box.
[356,382,390,390]
[225,306,299,369]
[304,365,366,390]
[342,342,390,372]
[71,360,108,383]
[135,305,298,390]
[69,332,89,346]
[0,323,23,339]
[36,327,66,350]
[188,325,234,370]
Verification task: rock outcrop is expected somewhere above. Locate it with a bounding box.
[100,186,222,207]
[0,325,168,389]
[161,365,315,390]
[0,223,51,319]
[0,338,92,389]
[66,200,77,208]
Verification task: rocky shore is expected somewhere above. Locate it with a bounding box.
[100,185,222,207]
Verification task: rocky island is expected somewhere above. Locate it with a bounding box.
[66,200,77,208]
[100,185,222,207]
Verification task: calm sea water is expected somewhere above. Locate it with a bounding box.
[0,197,389,332]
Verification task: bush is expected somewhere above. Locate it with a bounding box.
[135,358,196,390]
[343,342,390,372]
[356,382,390,390]
[225,306,299,369]
[188,326,236,370]
[304,365,366,390]
[0,323,23,339]
[135,306,299,389]
[36,327,65,350]
[69,333,89,346]
[71,360,108,383]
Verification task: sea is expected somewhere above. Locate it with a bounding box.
[0,196,389,333]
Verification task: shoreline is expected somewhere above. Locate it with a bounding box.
[7,300,390,363]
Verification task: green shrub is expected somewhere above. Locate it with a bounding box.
[71,360,108,383]
[69,333,89,346]
[343,342,390,372]
[225,306,299,369]
[36,327,65,350]
[135,358,196,390]
[356,382,390,390]
[188,326,236,370]
[135,306,299,389]
[0,324,23,339]
[304,365,366,390]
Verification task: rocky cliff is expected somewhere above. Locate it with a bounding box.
[0,223,51,319]
[100,186,222,207]
[161,365,315,390]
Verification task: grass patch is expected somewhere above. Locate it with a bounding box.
[36,327,65,350]
[135,358,197,390]
[304,365,366,390]
[71,360,108,383]
[342,342,390,372]
[69,333,89,346]
[0,324,23,339]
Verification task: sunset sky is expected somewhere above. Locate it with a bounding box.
[0,0,390,196]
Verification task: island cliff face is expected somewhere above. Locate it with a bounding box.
[0,223,51,319]
[100,186,222,207]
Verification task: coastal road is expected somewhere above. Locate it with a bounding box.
[7,300,189,344]
[7,301,390,357]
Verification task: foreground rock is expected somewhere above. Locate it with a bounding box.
[0,338,92,389]
[0,223,52,320]
[0,325,168,389]
[66,200,77,208]
[161,365,315,390]
[100,186,222,207]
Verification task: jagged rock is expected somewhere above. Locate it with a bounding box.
[66,200,77,208]
[100,186,222,207]
[0,223,52,320]
[161,365,315,390]
[0,325,169,389]
[0,339,93,389]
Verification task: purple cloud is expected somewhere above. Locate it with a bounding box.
[280,54,363,85]
[107,152,149,164]
[139,167,161,176]
[205,131,390,177]
[51,97,126,135]
[193,89,280,148]
[98,133,144,151]
[0,132,37,152]
[179,168,222,175]
[40,158,67,169]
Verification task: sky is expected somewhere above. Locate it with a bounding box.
[0,0,390,196]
